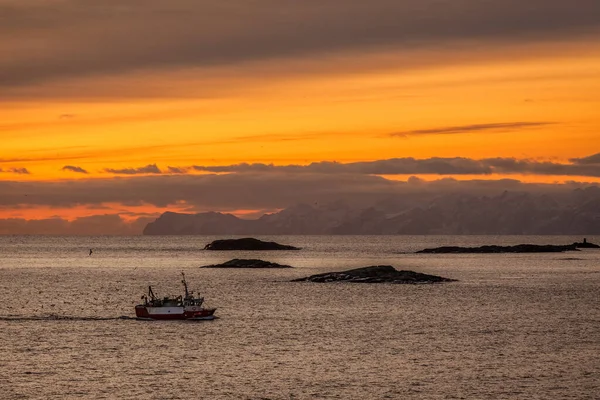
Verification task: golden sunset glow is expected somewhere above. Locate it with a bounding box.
[4,49,600,179]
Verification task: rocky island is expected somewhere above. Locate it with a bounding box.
[416,239,600,254]
[292,265,455,284]
[201,259,293,268]
[203,238,301,251]
[416,244,579,253]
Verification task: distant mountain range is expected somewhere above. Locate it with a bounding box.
[143,187,600,235]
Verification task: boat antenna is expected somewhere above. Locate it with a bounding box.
[181,271,190,298]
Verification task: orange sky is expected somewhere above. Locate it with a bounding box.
[3,44,600,181]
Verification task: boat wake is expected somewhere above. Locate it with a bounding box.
[0,315,218,322]
[0,315,137,322]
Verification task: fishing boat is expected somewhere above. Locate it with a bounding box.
[135,272,217,320]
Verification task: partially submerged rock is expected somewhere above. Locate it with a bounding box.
[201,259,293,268]
[292,265,455,284]
[203,238,301,251]
[416,244,579,254]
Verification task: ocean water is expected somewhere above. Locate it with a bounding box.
[1,235,599,399]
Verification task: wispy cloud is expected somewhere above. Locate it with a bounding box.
[391,122,554,137]
[0,167,30,174]
[104,164,162,175]
[61,165,88,174]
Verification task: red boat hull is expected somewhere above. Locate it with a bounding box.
[135,305,216,320]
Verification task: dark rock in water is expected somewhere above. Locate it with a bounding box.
[416,244,579,254]
[201,259,293,268]
[292,265,455,284]
[573,238,600,249]
[203,238,301,251]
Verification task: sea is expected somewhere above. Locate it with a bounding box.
[1,235,599,399]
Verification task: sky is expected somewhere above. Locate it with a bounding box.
[1,0,600,234]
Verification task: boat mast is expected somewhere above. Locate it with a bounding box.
[181,271,190,298]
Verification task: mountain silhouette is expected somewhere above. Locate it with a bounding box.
[143,188,600,235]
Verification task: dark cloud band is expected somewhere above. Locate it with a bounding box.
[1,1,599,90]
[191,154,600,177]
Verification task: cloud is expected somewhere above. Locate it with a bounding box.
[193,158,493,175]
[1,1,599,91]
[0,167,597,216]
[570,152,600,165]
[0,173,396,210]
[0,167,30,174]
[61,165,88,174]
[190,154,600,177]
[104,164,161,175]
[391,122,554,137]
[167,166,189,174]
[482,158,600,177]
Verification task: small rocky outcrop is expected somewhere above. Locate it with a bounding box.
[203,238,301,251]
[292,265,455,284]
[573,238,600,249]
[416,244,579,254]
[201,259,293,268]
